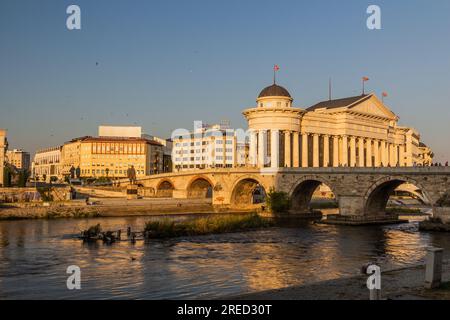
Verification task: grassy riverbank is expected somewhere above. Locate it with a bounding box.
[144,213,273,238]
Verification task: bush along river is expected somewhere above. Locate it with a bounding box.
[1,213,450,299]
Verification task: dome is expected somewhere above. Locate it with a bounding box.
[258,84,291,98]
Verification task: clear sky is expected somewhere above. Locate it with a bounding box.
[1,0,449,162]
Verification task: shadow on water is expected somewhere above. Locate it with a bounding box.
[1,214,450,299]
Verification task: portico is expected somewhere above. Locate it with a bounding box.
[243,83,431,168]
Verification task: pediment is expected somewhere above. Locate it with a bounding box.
[349,95,397,120]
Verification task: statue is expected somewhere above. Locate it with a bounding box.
[127,165,136,185]
[69,166,75,179]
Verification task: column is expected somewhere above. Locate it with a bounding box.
[292,132,300,168]
[249,130,257,166]
[349,136,356,167]
[399,144,405,167]
[341,135,348,166]
[373,140,380,167]
[323,135,330,167]
[381,141,388,166]
[270,130,279,169]
[313,134,320,168]
[301,133,309,167]
[258,130,266,168]
[284,131,291,167]
[366,139,373,167]
[333,136,339,167]
[389,144,397,167]
[358,138,365,167]
[394,145,399,166]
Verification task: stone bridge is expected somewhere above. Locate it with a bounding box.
[132,167,450,217]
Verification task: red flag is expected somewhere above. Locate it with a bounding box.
[382,92,388,97]
[362,76,369,82]
[274,65,280,71]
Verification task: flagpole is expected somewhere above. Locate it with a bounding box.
[329,77,332,101]
[362,79,365,95]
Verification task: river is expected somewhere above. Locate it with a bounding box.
[1,214,449,299]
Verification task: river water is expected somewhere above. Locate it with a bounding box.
[1,214,449,300]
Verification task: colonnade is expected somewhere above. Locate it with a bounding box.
[249,130,406,168]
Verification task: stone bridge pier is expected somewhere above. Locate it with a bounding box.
[276,167,450,223]
[132,167,450,224]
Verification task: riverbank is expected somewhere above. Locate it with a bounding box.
[0,198,216,220]
[233,260,450,300]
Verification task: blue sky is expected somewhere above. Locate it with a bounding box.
[1,0,449,161]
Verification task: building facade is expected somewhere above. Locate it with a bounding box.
[98,125,142,138]
[142,134,173,173]
[172,124,245,171]
[77,136,164,179]
[6,149,31,171]
[33,146,63,182]
[61,137,89,177]
[243,83,432,169]
[0,129,7,186]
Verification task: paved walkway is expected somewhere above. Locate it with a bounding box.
[233,260,450,300]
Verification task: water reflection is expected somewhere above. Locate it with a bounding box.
[1,215,450,299]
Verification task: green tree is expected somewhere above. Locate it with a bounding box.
[266,188,291,213]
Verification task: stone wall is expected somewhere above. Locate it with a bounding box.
[0,187,72,203]
[435,207,450,224]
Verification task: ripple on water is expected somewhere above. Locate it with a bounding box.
[1,218,450,299]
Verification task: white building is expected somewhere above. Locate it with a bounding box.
[172,123,246,171]
[33,146,63,182]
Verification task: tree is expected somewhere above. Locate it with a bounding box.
[266,188,291,213]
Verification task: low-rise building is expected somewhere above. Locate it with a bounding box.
[33,146,63,182]
[172,123,246,171]
[418,142,434,166]
[0,129,8,186]
[6,149,31,171]
[78,136,164,179]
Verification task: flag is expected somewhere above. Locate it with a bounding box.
[382,92,388,97]
[274,65,280,71]
[362,76,369,82]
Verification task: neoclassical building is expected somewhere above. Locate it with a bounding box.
[243,83,432,168]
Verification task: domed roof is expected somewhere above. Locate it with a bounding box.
[258,84,291,98]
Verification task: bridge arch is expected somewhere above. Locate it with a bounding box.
[289,175,338,213]
[156,179,175,198]
[187,176,214,199]
[363,176,432,215]
[230,176,268,209]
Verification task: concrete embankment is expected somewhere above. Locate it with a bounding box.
[0,198,216,220]
[233,260,450,300]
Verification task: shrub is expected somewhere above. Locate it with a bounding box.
[144,214,272,239]
[266,189,291,213]
[37,187,54,202]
